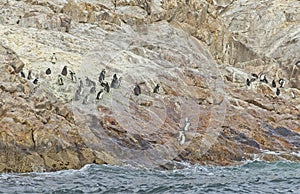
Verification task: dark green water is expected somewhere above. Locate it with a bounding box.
[0,161,299,193]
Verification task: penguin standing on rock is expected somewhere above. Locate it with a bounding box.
[278,78,285,88]
[178,130,186,145]
[61,66,68,76]
[46,68,51,75]
[33,78,38,85]
[251,73,258,82]
[246,78,251,86]
[96,89,104,100]
[260,74,268,84]
[69,70,76,82]
[99,69,106,84]
[51,53,57,64]
[57,75,64,85]
[134,84,141,96]
[20,71,26,78]
[27,70,33,80]
[276,88,280,96]
[110,74,119,89]
[153,84,160,93]
[272,80,276,88]
[103,82,110,93]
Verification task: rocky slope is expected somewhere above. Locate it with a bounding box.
[0,0,299,172]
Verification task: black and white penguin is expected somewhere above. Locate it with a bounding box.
[251,73,258,82]
[20,71,26,78]
[183,117,191,131]
[69,70,76,82]
[99,69,106,84]
[57,75,64,85]
[271,80,276,88]
[153,84,160,93]
[134,84,141,96]
[96,89,104,100]
[260,74,268,84]
[103,82,110,93]
[33,78,38,85]
[246,78,251,86]
[276,88,280,96]
[90,86,96,94]
[27,70,33,80]
[51,53,57,64]
[278,78,285,88]
[61,66,67,76]
[178,130,185,145]
[291,91,295,99]
[46,68,51,75]
[110,74,117,88]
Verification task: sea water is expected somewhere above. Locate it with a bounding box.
[0,161,299,193]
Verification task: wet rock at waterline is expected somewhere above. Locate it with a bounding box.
[0,0,299,172]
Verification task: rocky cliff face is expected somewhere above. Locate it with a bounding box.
[0,0,299,172]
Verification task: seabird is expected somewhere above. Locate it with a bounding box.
[103,82,110,93]
[110,74,119,89]
[246,78,251,86]
[33,78,38,85]
[183,117,191,131]
[27,70,33,80]
[51,53,57,64]
[276,88,280,96]
[250,73,258,82]
[278,78,285,88]
[46,68,51,75]
[69,70,76,82]
[134,84,141,96]
[153,84,160,93]
[61,66,67,76]
[20,71,25,78]
[99,69,106,84]
[271,80,276,88]
[96,89,104,100]
[57,75,63,85]
[260,74,268,84]
[178,130,185,145]
[291,91,295,99]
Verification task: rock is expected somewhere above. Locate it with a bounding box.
[0,0,299,172]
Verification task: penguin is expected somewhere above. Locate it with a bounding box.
[183,117,191,131]
[134,84,141,96]
[90,86,96,94]
[278,78,285,88]
[96,89,104,100]
[20,71,26,78]
[51,53,57,64]
[246,78,251,86]
[69,70,76,82]
[61,66,67,76]
[291,91,295,99]
[178,130,185,145]
[250,73,258,82]
[57,75,64,85]
[110,74,119,89]
[99,69,106,84]
[153,84,160,93]
[103,82,110,93]
[33,78,38,85]
[271,80,276,88]
[46,68,51,75]
[260,74,268,84]
[27,70,33,80]
[276,88,280,96]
